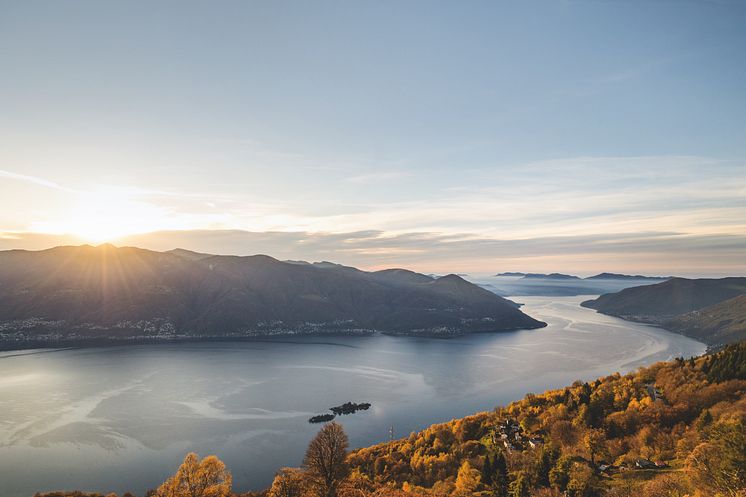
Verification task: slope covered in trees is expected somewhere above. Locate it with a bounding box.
[581,277,746,346]
[0,244,544,348]
[666,295,746,348]
[35,342,746,497]
[346,342,746,497]
[582,277,746,318]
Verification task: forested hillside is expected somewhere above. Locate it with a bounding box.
[666,295,746,348]
[0,244,544,347]
[582,277,746,346]
[35,342,746,497]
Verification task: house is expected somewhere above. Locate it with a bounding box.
[635,459,657,470]
[528,438,543,449]
[598,463,617,474]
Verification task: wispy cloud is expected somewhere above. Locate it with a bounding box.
[0,169,75,192]
[2,155,745,276]
[114,229,746,277]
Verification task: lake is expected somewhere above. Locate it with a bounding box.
[0,296,705,497]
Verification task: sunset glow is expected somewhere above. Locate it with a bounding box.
[1,2,745,276]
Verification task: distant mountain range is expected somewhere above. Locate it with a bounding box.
[0,245,545,348]
[494,271,670,281]
[522,273,580,280]
[483,272,670,297]
[582,277,746,347]
[584,272,673,281]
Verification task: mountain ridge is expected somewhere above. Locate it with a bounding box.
[581,277,746,346]
[0,244,545,348]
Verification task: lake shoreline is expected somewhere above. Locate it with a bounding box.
[0,324,551,353]
[0,296,707,497]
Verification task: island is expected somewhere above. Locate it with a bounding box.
[330,402,371,415]
[308,414,336,424]
[309,401,372,423]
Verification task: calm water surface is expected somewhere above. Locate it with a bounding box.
[0,296,705,496]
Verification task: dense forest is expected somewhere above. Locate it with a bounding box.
[35,342,746,497]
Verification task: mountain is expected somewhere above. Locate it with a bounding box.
[484,272,669,297]
[581,277,746,318]
[665,294,746,347]
[521,273,580,280]
[0,245,545,347]
[581,277,746,346]
[371,268,435,285]
[475,274,666,297]
[584,272,670,281]
[166,248,213,261]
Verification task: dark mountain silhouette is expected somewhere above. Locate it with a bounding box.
[581,277,746,318]
[484,272,667,297]
[521,273,580,280]
[584,272,671,281]
[0,245,545,346]
[581,277,746,346]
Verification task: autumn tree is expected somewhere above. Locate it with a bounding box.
[550,420,577,448]
[268,468,306,497]
[640,474,690,497]
[155,453,231,497]
[454,460,481,496]
[304,422,350,497]
[583,428,607,465]
[565,463,595,497]
[686,417,746,497]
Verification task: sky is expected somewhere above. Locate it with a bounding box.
[1,0,745,276]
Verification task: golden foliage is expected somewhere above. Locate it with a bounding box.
[155,452,232,497]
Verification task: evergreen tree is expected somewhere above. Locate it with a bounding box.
[696,409,713,432]
[481,454,493,488]
[534,445,555,487]
[549,455,573,492]
[493,451,509,497]
[508,471,531,497]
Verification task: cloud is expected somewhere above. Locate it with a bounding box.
[1,155,744,276]
[2,228,740,278]
[0,169,75,192]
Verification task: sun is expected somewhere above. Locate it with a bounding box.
[58,188,170,243]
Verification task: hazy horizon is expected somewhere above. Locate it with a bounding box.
[2,1,745,276]
[0,231,742,279]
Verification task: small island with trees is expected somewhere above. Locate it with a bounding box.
[309,402,372,423]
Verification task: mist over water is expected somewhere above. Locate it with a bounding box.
[0,296,705,497]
